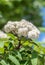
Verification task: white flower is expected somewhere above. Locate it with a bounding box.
[4,24,11,33]
[28,30,40,39]
[28,31,36,39]
[4,22,16,33]
[20,19,29,27]
[35,29,40,35]
[18,27,28,37]
[26,24,33,31]
[4,19,40,39]
[0,31,7,38]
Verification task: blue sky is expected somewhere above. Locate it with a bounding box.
[38,32,45,42]
[38,7,45,42]
[40,7,45,27]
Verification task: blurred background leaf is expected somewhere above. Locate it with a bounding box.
[0,0,44,29]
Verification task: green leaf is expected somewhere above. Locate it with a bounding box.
[19,47,25,52]
[0,41,4,53]
[0,41,4,48]
[24,61,28,65]
[37,56,44,65]
[7,33,15,40]
[31,58,38,65]
[0,38,8,41]
[16,52,22,60]
[23,41,29,46]
[7,33,17,40]
[0,48,4,54]
[4,42,9,47]
[39,27,45,32]
[32,51,38,58]
[9,55,20,65]
[0,0,12,7]
[0,60,10,65]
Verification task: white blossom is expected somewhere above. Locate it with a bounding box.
[4,24,10,33]
[18,27,28,37]
[0,31,7,38]
[3,19,40,39]
[28,30,40,39]
[4,22,16,33]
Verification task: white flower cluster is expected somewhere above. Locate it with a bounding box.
[4,19,40,39]
[0,30,7,38]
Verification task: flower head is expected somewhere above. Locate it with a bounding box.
[4,19,40,39]
[0,30,7,38]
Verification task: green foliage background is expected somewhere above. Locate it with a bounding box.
[0,0,43,29]
[0,33,45,65]
[0,0,45,65]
